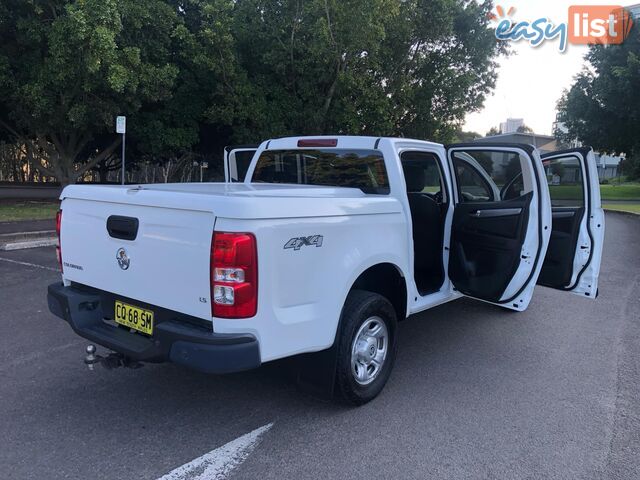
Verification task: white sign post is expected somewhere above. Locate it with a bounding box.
[116,116,126,185]
[200,161,208,182]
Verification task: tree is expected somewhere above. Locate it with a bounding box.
[486,126,500,136]
[620,155,640,180]
[133,0,239,172]
[230,0,506,143]
[0,0,237,185]
[453,130,482,142]
[556,23,640,179]
[0,0,507,184]
[516,124,533,133]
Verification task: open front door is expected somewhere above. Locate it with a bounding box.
[538,148,604,298]
[446,144,552,311]
[223,145,258,182]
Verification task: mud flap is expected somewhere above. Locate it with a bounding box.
[295,343,339,400]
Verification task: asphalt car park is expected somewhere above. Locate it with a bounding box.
[1,212,639,480]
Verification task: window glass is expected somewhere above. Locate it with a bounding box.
[230,150,255,182]
[451,150,527,203]
[400,151,446,202]
[501,174,525,201]
[544,156,584,207]
[252,149,390,194]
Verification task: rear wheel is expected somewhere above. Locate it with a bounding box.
[335,290,398,405]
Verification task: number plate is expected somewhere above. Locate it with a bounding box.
[114,301,154,335]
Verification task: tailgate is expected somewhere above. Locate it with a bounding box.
[60,198,214,320]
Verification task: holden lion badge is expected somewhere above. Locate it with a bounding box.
[116,248,130,270]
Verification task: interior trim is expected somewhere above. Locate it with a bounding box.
[470,208,522,218]
[541,148,594,291]
[551,211,576,218]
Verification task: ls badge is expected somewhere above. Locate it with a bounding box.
[284,235,324,251]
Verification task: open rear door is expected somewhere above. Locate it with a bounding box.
[223,145,258,182]
[446,144,552,311]
[537,148,604,298]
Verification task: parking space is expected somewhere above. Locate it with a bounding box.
[1,213,639,479]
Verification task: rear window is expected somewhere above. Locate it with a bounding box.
[251,149,390,194]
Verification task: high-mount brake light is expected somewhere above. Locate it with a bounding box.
[55,210,63,271]
[297,139,338,147]
[210,232,258,318]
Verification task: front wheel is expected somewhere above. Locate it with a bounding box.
[335,290,398,405]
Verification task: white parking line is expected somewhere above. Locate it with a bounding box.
[0,257,58,272]
[1,238,57,251]
[157,423,273,480]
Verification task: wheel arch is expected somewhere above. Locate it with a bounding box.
[295,260,408,400]
[347,262,408,323]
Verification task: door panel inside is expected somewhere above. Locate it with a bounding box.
[449,193,532,301]
[446,144,549,309]
[537,207,584,288]
[537,148,601,295]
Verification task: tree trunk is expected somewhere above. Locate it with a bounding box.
[319,58,345,133]
[98,162,108,183]
[56,164,74,187]
[29,133,121,186]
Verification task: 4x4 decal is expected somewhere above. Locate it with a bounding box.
[284,235,324,251]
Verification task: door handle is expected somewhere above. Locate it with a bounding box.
[469,208,522,218]
[107,215,139,241]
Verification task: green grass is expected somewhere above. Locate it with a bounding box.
[600,184,640,200]
[548,183,640,201]
[0,201,59,222]
[602,203,640,214]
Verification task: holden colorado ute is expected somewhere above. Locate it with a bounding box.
[48,136,604,405]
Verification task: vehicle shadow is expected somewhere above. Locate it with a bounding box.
[37,295,531,420]
[8,296,543,480]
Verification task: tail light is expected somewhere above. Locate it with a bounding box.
[55,210,63,271]
[210,232,258,318]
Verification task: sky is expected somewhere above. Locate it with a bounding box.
[464,0,638,136]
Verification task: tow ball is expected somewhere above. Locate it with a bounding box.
[84,344,143,371]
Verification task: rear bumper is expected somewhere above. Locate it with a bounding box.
[47,282,261,374]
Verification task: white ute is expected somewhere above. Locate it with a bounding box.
[48,136,604,404]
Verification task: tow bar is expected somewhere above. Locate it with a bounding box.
[84,344,143,371]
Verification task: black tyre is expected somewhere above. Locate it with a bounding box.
[335,290,398,405]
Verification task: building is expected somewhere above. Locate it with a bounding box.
[475,131,558,154]
[628,3,640,18]
[594,153,623,180]
[499,118,524,134]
